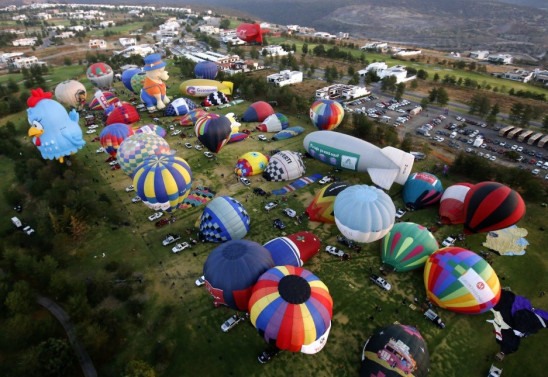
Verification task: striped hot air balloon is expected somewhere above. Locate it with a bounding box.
[199,196,250,242]
[263,231,321,267]
[424,247,501,314]
[381,222,439,272]
[439,182,475,225]
[194,114,232,153]
[463,181,525,234]
[99,123,134,157]
[309,99,344,131]
[179,109,209,126]
[402,172,444,210]
[306,181,350,223]
[249,265,333,354]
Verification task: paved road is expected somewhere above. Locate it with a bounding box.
[37,296,98,377]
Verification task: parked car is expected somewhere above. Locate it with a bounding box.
[318,175,334,185]
[282,208,297,218]
[221,314,245,332]
[395,208,407,219]
[204,151,214,158]
[258,134,268,141]
[131,196,142,203]
[325,245,350,260]
[194,144,203,151]
[172,242,191,253]
[184,142,193,149]
[273,218,286,229]
[110,164,121,171]
[240,177,251,186]
[22,225,35,235]
[125,185,134,192]
[109,160,119,166]
[424,309,446,329]
[155,218,170,227]
[264,202,278,211]
[148,212,163,222]
[195,275,206,287]
[96,147,105,153]
[441,236,456,247]
[258,349,280,364]
[162,233,181,246]
[86,129,97,134]
[369,274,391,291]
[531,168,540,176]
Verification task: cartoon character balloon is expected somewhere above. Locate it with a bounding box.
[381,222,439,272]
[334,185,396,243]
[54,80,87,109]
[203,240,274,311]
[140,54,170,112]
[27,88,85,164]
[309,99,344,131]
[199,196,250,242]
[249,266,333,354]
[86,62,114,89]
[194,114,232,153]
[234,152,269,177]
[133,154,192,212]
[424,247,501,315]
[99,123,134,157]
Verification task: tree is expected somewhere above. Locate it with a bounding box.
[5,280,34,315]
[381,76,397,92]
[420,97,429,110]
[302,43,308,55]
[124,360,156,377]
[428,88,438,102]
[395,83,406,101]
[219,18,230,29]
[436,87,449,106]
[416,69,428,80]
[400,133,413,152]
[433,73,440,82]
[543,115,548,129]
[490,103,500,117]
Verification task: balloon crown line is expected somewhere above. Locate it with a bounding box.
[27,88,53,107]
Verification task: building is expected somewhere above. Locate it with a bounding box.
[158,19,180,38]
[89,39,107,49]
[532,69,548,86]
[259,45,289,57]
[313,32,335,39]
[115,44,154,58]
[393,49,422,57]
[119,38,137,48]
[360,41,388,51]
[267,70,303,87]
[68,25,86,32]
[99,21,116,28]
[469,50,489,60]
[0,52,24,64]
[198,25,219,35]
[495,69,534,83]
[8,56,47,71]
[315,84,370,100]
[358,62,388,76]
[12,38,37,47]
[56,31,76,39]
[409,106,422,116]
[358,63,415,84]
[488,54,513,65]
[12,14,27,21]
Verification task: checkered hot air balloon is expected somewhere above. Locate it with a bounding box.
[199,196,250,242]
[262,150,305,182]
[117,133,171,177]
[132,154,192,213]
[164,97,197,117]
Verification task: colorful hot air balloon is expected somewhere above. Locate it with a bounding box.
[199,196,250,242]
[163,97,196,117]
[203,240,274,311]
[256,113,289,132]
[179,109,209,126]
[424,247,501,315]
[306,181,350,223]
[241,101,275,122]
[130,71,147,94]
[262,150,305,181]
[439,182,475,225]
[309,99,344,131]
[380,222,439,272]
[121,67,141,93]
[236,23,263,44]
[117,133,171,177]
[133,154,192,212]
[334,185,396,243]
[263,232,321,267]
[105,102,140,125]
[228,132,249,143]
[272,126,305,141]
[463,181,526,234]
[135,124,167,138]
[234,151,269,177]
[86,62,114,89]
[99,123,134,157]
[194,61,219,80]
[201,91,229,107]
[88,90,119,111]
[194,114,232,153]
[54,80,87,109]
[360,324,430,377]
[249,266,333,354]
[402,172,444,210]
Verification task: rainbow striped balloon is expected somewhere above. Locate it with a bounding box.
[99,123,134,157]
[249,265,333,354]
[424,247,501,314]
[133,154,192,213]
[309,99,344,131]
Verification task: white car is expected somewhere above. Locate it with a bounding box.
[221,314,245,332]
[195,275,206,287]
[162,234,181,246]
[172,242,191,253]
[318,176,334,185]
[170,130,182,136]
[96,147,105,153]
[532,168,540,176]
[240,177,251,186]
[131,196,142,203]
[148,212,163,222]
[88,124,99,129]
[369,274,391,291]
[204,151,214,158]
[282,208,297,218]
[258,134,268,141]
[22,225,35,235]
[86,129,97,134]
[184,142,193,149]
[264,202,278,211]
[325,245,346,258]
[125,185,134,192]
[441,236,456,247]
[194,145,203,151]
[109,160,119,166]
[489,155,497,161]
[395,208,407,219]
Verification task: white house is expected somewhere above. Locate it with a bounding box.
[393,49,422,57]
[12,38,37,47]
[12,14,27,21]
[89,39,107,49]
[377,65,414,83]
[119,38,137,48]
[358,62,388,76]
[8,56,47,71]
[267,70,303,87]
[488,54,513,65]
[198,25,219,35]
[0,52,24,64]
[115,44,154,58]
[35,12,51,20]
[68,25,85,32]
[361,41,388,51]
[315,84,370,100]
[469,50,489,60]
[499,69,534,83]
[99,20,116,28]
[259,45,289,57]
[56,31,76,39]
[313,32,335,39]
[532,69,548,85]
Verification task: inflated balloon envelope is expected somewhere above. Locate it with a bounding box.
[303,131,414,190]
[263,231,321,267]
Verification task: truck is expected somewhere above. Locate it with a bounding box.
[424,309,445,328]
[11,216,22,228]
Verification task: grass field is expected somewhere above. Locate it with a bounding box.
[1,59,547,376]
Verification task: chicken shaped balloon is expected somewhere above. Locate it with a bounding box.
[27,88,85,164]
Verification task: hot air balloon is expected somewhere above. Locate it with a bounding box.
[256,113,289,132]
[272,126,305,141]
[135,124,166,138]
[121,67,141,93]
[309,99,344,131]
[306,181,350,223]
[263,232,321,267]
[105,102,140,125]
[194,61,219,80]
[463,181,526,234]
[179,109,209,126]
[88,90,119,111]
[424,247,501,315]
[241,101,275,122]
[163,97,196,117]
[180,79,233,97]
[234,151,269,177]
[228,132,249,143]
[360,324,430,377]
[86,62,114,89]
[203,239,274,311]
[249,266,333,354]
[334,185,396,243]
[117,133,171,177]
[380,222,439,272]
[439,182,474,225]
[199,196,250,242]
[133,154,192,212]
[262,150,305,181]
[99,123,134,157]
[194,114,232,153]
[54,80,87,109]
[130,71,147,94]
[402,172,444,210]
[236,23,263,44]
[201,91,229,107]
